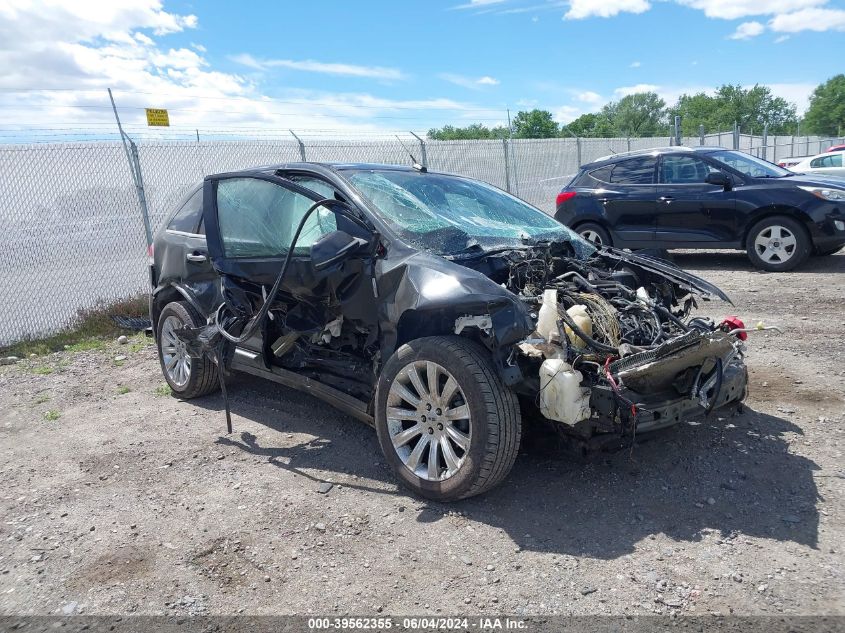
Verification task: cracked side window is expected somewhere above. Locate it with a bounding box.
[216,178,336,258]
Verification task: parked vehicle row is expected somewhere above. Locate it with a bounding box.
[555,146,845,271]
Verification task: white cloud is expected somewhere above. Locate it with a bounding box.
[554,105,582,124]
[630,61,641,68]
[576,90,603,104]
[769,7,845,31]
[730,21,765,38]
[774,34,791,41]
[439,73,500,89]
[766,82,816,112]
[675,0,825,20]
[614,83,660,97]
[450,0,508,9]
[565,0,651,19]
[231,54,404,80]
[0,0,496,136]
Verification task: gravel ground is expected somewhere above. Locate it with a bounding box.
[0,251,843,618]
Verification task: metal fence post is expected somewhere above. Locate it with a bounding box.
[762,123,768,161]
[699,125,705,146]
[575,136,582,168]
[290,130,306,161]
[674,116,682,147]
[502,139,511,193]
[108,88,152,248]
[627,136,631,152]
[409,132,427,168]
[733,122,740,150]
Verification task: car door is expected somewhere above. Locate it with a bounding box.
[590,156,659,248]
[202,174,375,355]
[157,186,221,315]
[654,154,736,245]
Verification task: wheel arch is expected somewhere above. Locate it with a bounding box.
[150,283,202,334]
[394,308,487,352]
[742,206,814,248]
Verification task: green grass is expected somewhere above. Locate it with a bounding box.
[43,409,60,422]
[116,385,131,395]
[0,295,148,358]
[153,384,172,397]
[32,366,54,375]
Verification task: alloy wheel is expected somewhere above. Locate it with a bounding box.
[160,315,191,388]
[754,225,797,264]
[385,360,472,482]
[580,229,603,246]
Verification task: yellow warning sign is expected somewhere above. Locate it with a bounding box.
[145,108,170,126]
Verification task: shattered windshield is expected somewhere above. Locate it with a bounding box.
[345,169,595,259]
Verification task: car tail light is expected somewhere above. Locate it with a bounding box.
[556,191,577,206]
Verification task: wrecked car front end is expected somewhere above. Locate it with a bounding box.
[452,243,753,441]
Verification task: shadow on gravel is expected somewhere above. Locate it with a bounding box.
[671,250,845,274]
[200,377,820,561]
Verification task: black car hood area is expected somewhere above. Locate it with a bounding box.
[597,247,732,303]
[776,173,845,188]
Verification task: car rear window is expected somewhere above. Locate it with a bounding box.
[590,157,656,185]
[168,188,203,234]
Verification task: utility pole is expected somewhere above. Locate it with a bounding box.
[109,88,152,248]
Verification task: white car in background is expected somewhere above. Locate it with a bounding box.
[789,151,845,178]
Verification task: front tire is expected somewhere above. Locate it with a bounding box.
[746,216,810,272]
[156,301,220,399]
[374,336,521,501]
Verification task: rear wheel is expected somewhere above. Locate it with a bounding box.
[575,222,611,248]
[746,216,810,272]
[156,301,220,399]
[374,336,521,501]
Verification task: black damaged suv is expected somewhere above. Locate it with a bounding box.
[555,147,845,271]
[150,163,750,501]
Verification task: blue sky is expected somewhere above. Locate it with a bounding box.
[1,0,844,137]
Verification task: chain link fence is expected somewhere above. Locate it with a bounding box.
[1,130,842,345]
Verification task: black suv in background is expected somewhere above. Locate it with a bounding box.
[555,147,845,271]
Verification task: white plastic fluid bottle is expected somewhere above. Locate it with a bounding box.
[536,289,559,341]
[539,358,592,425]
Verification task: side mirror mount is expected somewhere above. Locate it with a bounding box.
[705,171,732,190]
[310,230,369,271]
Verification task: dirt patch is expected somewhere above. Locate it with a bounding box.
[73,547,155,588]
[0,251,843,617]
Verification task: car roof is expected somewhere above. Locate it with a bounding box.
[208,162,426,179]
[797,149,845,162]
[583,145,727,169]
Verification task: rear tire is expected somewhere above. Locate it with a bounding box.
[374,336,521,501]
[156,301,220,399]
[575,222,611,248]
[745,216,810,272]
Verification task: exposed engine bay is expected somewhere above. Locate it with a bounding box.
[453,242,773,439]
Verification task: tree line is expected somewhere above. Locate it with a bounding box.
[428,75,844,140]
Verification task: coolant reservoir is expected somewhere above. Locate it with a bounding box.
[536,289,559,341]
[563,304,592,348]
[539,358,592,426]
